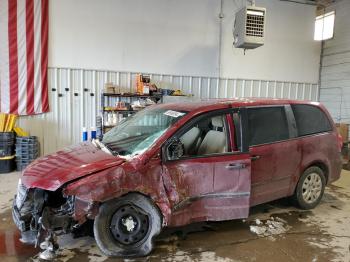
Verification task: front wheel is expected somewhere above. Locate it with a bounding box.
[94,193,162,257]
[292,166,326,210]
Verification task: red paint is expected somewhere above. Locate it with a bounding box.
[165,153,251,226]
[40,0,49,113]
[8,0,19,114]
[226,113,236,151]
[0,230,38,256]
[337,133,343,152]
[26,0,35,115]
[250,139,301,206]
[21,143,125,191]
[20,99,342,227]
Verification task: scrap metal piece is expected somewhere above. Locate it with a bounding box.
[39,249,56,261]
[38,233,58,260]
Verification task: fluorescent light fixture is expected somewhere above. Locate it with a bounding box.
[314,11,335,41]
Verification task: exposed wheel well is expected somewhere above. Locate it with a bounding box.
[306,162,329,183]
[116,191,164,222]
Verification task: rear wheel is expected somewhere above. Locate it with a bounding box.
[94,193,162,257]
[292,166,326,209]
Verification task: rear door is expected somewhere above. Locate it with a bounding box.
[162,109,251,226]
[246,105,301,206]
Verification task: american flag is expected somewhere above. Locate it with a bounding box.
[0,0,49,115]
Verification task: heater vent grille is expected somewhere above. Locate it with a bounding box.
[233,6,266,49]
[246,12,265,37]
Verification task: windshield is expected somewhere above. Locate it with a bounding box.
[102,107,187,157]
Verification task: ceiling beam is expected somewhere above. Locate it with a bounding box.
[280,0,335,8]
[280,0,317,5]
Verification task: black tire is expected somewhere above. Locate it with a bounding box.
[292,166,326,210]
[93,193,162,257]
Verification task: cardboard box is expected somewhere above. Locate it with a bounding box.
[336,123,349,142]
[104,83,115,93]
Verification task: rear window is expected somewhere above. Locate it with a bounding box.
[292,104,332,136]
[247,107,289,146]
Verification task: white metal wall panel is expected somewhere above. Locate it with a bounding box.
[319,0,350,124]
[18,67,318,156]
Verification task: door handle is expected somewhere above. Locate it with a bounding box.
[251,155,261,161]
[226,163,246,170]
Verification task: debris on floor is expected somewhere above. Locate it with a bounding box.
[1,171,350,261]
[249,216,291,237]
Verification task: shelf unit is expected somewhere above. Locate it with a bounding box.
[100,93,163,133]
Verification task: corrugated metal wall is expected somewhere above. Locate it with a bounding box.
[319,0,350,123]
[18,67,319,155]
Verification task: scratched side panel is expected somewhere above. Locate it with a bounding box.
[64,157,173,225]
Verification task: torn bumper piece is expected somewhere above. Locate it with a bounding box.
[12,183,79,245]
[12,199,26,231]
[12,202,38,244]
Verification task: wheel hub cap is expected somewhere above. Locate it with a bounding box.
[109,205,149,245]
[302,173,322,204]
[122,216,137,232]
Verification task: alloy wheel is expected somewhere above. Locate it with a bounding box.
[302,172,322,204]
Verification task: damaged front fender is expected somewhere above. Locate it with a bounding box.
[63,159,173,225]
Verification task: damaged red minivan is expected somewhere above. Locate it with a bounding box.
[13,99,342,258]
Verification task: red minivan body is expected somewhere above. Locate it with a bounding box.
[13,98,342,257]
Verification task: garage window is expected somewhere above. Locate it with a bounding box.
[314,11,335,41]
[292,104,332,136]
[247,107,289,146]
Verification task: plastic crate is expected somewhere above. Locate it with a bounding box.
[16,136,37,142]
[16,155,39,161]
[16,159,34,171]
[16,146,39,154]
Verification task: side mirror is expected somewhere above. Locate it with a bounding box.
[167,138,185,160]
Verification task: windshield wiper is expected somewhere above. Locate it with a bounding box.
[92,139,118,155]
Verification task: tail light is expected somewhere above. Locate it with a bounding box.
[337,133,343,153]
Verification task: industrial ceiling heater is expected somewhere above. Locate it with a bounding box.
[233,5,266,49]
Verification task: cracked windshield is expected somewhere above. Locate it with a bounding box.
[102,108,187,156]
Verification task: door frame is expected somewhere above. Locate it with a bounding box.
[161,107,249,163]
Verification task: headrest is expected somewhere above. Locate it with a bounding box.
[211,116,224,128]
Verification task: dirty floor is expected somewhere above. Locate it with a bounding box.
[0,171,350,262]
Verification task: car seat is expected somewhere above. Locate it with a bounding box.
[180,127,201,155]
[197,116,226,155]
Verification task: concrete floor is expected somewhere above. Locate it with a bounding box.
[0,171,350,262]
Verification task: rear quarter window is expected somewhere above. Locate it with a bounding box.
[292,104,332,136]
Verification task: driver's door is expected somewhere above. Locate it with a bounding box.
[162,109,251,227]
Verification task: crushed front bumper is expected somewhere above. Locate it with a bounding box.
[12,182,77,245]
[12,197,38,244]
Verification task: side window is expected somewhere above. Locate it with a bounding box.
[248,107,289,146]
[292,104,332,136]
[167,113,229,160]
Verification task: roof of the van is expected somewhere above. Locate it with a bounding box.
[156,98,321,112]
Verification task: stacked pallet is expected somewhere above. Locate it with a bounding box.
[16,136,39,171]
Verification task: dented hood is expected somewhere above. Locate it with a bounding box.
[21,142,125,191]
